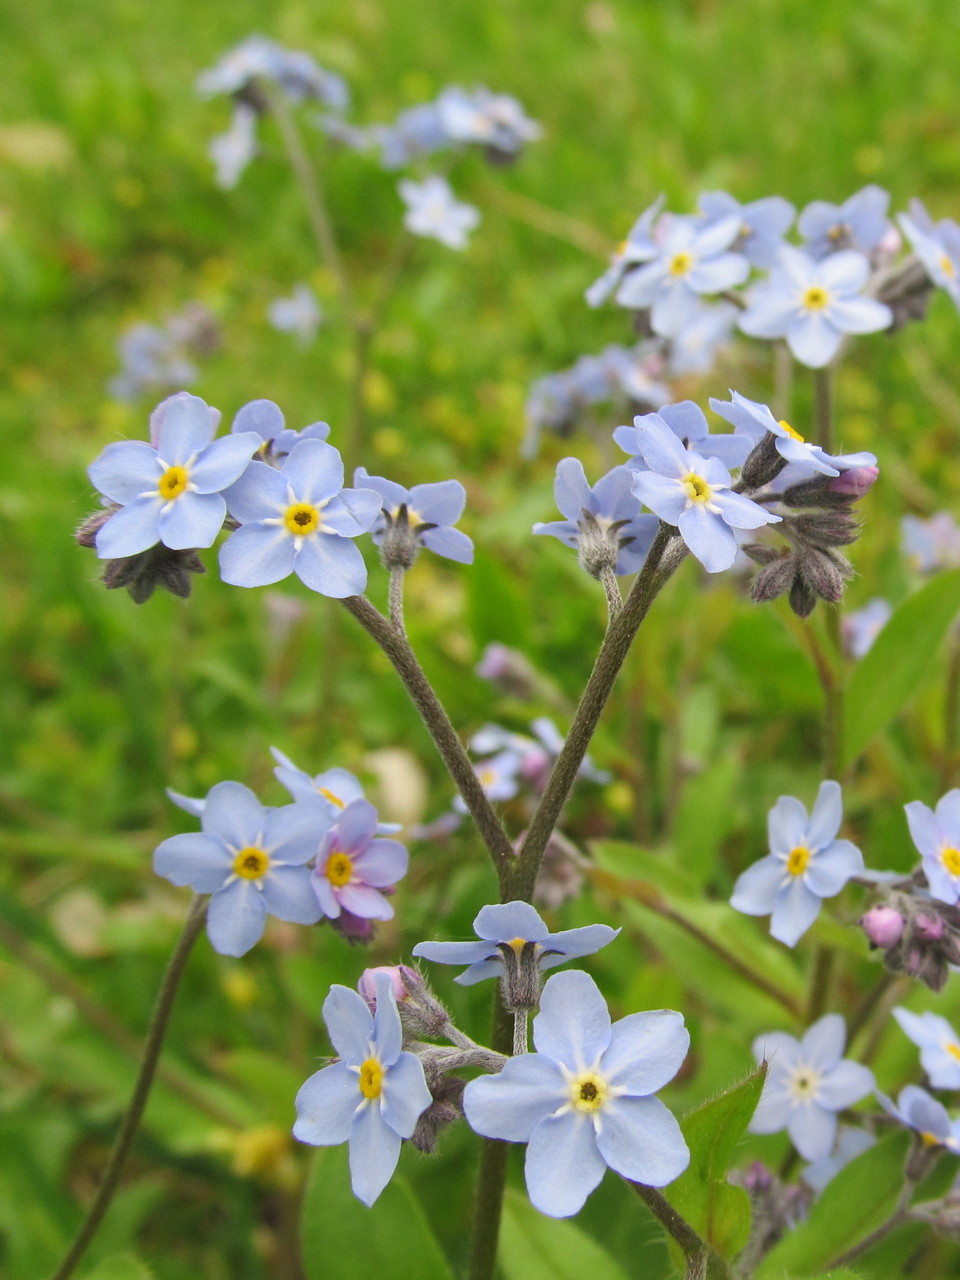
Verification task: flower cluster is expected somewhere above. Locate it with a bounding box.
[109,303,218,401]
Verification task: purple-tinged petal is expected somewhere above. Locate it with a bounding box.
[94,497,161,558]
[596,1095,689,1185]
[336,884,394,920]
[524,1113,606,1217]
[533,970,612,1066]
[219,523,295,587]
[323,985,373,1064]
[348,1103,401,1206]
[463,1055,565,1140]
[294,1061,359,1145]
[158,490,226,550]
[206,879,268,956]
[153,833,233,892]
[312,873,341,918]
[328,799,379,850]
[352,838,409,887]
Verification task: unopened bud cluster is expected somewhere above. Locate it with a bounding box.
[860,883,960,992]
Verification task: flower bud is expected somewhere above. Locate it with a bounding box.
[860,905,906,949]
[827,466,879,499]
[914,913,946,942]
[740,433,787,490]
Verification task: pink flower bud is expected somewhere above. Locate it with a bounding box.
[357,965,415,1009]
[827,466,879,498]
[860,905,905,948]
[915,913,946,941]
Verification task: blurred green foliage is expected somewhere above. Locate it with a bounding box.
[5,0,960,1276]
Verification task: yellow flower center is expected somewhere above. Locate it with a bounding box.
[778,419,805,442]
[158,465,189,500]
[506,936,527,955]
[325,851,354,887]
[283,502,321,536]
[233,846,270,880]
[568,1070,608,1114]
[939,253,956,279]
[946,1042,960,1062]
[941,845,960,876]
[317,787,346,809]
[802,285,829,311]
[682,472,711,503]
[786,845,811,876]
[358,1057,384,1099]
[669,251,693,277]
[920,1130,942,1147]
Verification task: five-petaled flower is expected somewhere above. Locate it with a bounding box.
[463,969,690,1217]
[354,467,474,566]
[893,1007,960,1089]
[879,1084,960,1151]
[398,176,480,250]
[904,789,960,905]
[293,974,432,1205]
[730,780,865,946]
[311,800,409,923]
[153,780,326,956]
[750,1014,874,1160]
[709,391,877,479]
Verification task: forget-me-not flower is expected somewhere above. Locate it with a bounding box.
[842,598,892,659]
[219,439,381,597]
[738,245,892,368]
[398,176,480,250]
[153,780,326,956]
[615,399,754,473]
[197,35,349,111]
[413,901,618,986]
[293,974,432,1205]
[268,284,323,345]
[628,414,780,573]
[532,458,659,577]
[89,392,260,560]
[311,800,409,923]
[902,512,960,573]
[904,789,960,905]
[899,198,960,310]
[879,1084,960,1151]
[893,1007,960,1088]
[230,400,330,458]
[463,970,689,1216]
[750,1014,874,1160]
[731,781,864,946]
[210,103,258,189]
[798,185,892,260]
[698,190,796,268]
[709,390,878,477]
[354,468,473,565]
[585,195,665,307]
[615,213,749,336]
[435,85,541,156]
[666,301,739,376]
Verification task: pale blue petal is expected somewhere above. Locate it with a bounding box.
[730,856,785,915]
[284,439,344,503]
[261,865,322,923]
[89,441,161,503]
[769,878,822,945]
[354,468,408,509]
[804,839,863,896]
[788,1102,836,1161]
[538,924,619,970]
[190,432,260,491]
[801,1013,846,1067]
[372,973,404,1064]
[753,1030,800,1068]
[381,1052,432,1137]
[323,984,373,1065]
[202,781,264,847]
[768,795,809,854]
[463,1056,565,1140]
[158,490,226,550]
[806,780,844,848]
[905,801,941,859]
[219,523,295,587]
[411,939,495,969]
[232,399,284,442]
[597,1095,689,1185]
[338,487,383,531]
[95,498,161,558]
[294,535,368,598]
[602,1010,688,1094]
[819,249,870,293]
[533,970,611,1066]
[614,258,667,309]
[474,901,548,942]
[715,490,781,530]
[409,479,466,526]
[678,505,737,573]
[156,394,216,462]
[936,789,960,835]
[223,461,288,522]
[421,527,474,563]
[818,1061,874,1110]
[525,1113,606,1217]
[738,292,796,338]
[650,281,700,337]
[153,833,232,892]
[263,801,332,863]
[453,958,504,985]
[349,1103,402,1206]
[206,879,267,956]
[293,1061,359,1145]
[658,400,709,444]
[787,314,841,368]
[828,296,892,335]
[631,472,686,523]
[554,457,592,521]
[686,251,748,293]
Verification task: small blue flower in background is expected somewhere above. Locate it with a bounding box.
[293,974,432,1206]
[268,284,323,345]
[373,101,451,169]
[452,750,523,814]
[893,1006,960,1088]
[738,245,892,368]
[628,414,780,573]
[879,1084,960,1151]
[899,198,960,311]
[311,800,409,923]
[219,439,381,597]
[698,190,796,268]
[904,790,960,905]
[468,719,608,791]
[153,780,326,956]
[197,35,349,111]
[666,301,739,376]
[463,970,690,1217]
[709,390,878,477]
[398,176,480,250]
[230,400,331,459]
[532,458,659,576]
[435,85,542,156]
[413,901,618,985]
[615,213,749,337]
[585,195,665,307]
[842,598,892,659]
[730,780,864,946]
[210,103,258,189]
[902,512,960,573]
[615,399,754,472]
[750,1014,874,1160]
[801,1126,876,1195]
[798,185,892,260]
[354,468,474,564]
[89,392,260,560]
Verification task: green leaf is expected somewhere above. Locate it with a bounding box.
[80,1254,154,1280]
[468,548,530,650]
[300,1147,454,1280]
[757,1131,909,1277]
[666,1067,766,1259]
[499,1188,631,1280]
[842,569,960,768]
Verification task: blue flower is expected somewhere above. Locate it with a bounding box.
[879,1084,960,1150]
[230,400,330,458]
[463,970,689,1216]
[892,1007,960,1088]
[533,458,658,577]
[398,176,480,250]
[452,750,523,814]
[738,246,892,368]
[698,191,795,268]
[197,35,349,111]
[750,1014,875,1160]
[435,85,541,156]
[709,390,878,478]
[615,399,754,473]
[902,512,960,573]
[412,901,618,985]
[798,185,892,260]
[842,598,892,659]
[372,102,451,169]
[904,790,960,905]
[585,196,665,307]
[219,439,381,597]
[268,284,323,345]
[153,780,326,956]
[730,781,864,946]
[354,468,474,564]
[89,393,260,560]
[666,301,739,376]
[615,213,749,337]
[628,414,780,573]
[899,198,960,310]
[293,974,432,1205]
[210,103,258,189]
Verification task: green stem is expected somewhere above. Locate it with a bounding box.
[805,943,834,1023]
[49,896,207,1280]
[941,625,960,789]
[627,1183,730,1280]
[468,994,513,1280]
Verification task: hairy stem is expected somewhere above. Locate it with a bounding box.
[627,1183,731,1279]
[50,896,208,1280]
[341,596,514,882]
[599,565,623,620]
[512,528,687,899]
[512,1010,529,1057]
[388,566,406,633]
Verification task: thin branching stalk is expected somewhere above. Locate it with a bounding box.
[468,994,513,1280]
[341,595,514,882]
[627,1183,732,1279]
[50,896,208,1280]
[388,566,406,632]
[599,565,623,620]
[512,1010,528,1057]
